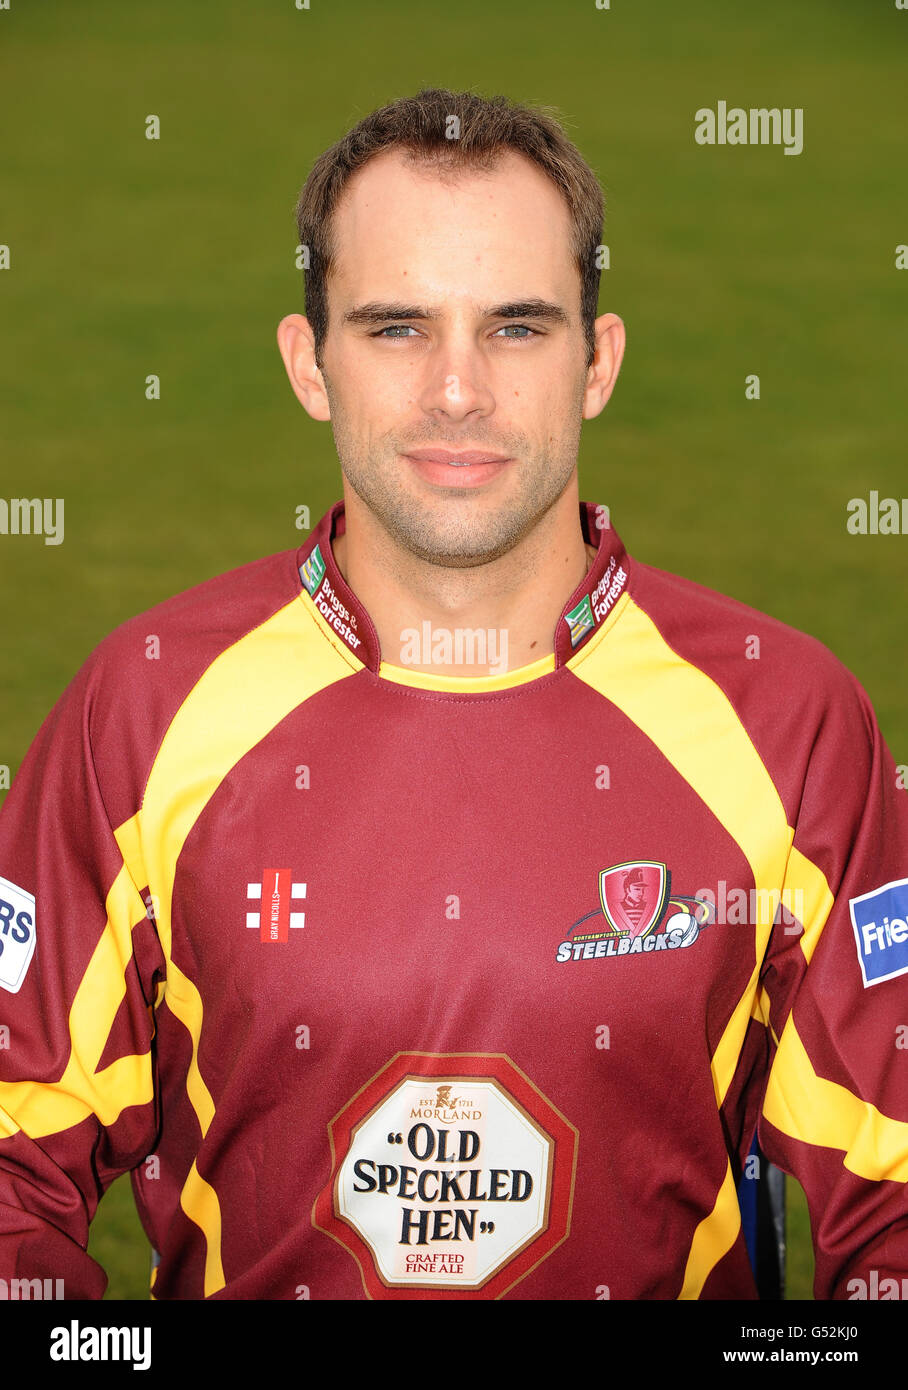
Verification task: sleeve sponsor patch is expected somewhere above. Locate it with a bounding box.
[0,875,36,993]
[849,877,908,988]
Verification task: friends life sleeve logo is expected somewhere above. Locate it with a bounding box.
[0,875,36,993]
[849,877,908,987]
[555,860,713,964]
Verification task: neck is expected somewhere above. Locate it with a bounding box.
[331,483,595,677]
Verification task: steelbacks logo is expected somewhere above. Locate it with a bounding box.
[314,1052,578,1299]
[556,860,713,963]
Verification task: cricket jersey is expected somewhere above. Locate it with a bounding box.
[1,498,907,1300]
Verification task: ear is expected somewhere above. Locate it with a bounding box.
[582,313,626,420]
[276,314,331,421]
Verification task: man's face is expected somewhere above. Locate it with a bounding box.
[318,148,593,566]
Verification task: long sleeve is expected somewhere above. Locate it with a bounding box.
[0,654,165,1298]
[757,668,908,1299]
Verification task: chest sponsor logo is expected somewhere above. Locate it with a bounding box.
[314,1052,577,1299]
[849,877,908,987]
[556,859,713,963]
[0,875,36,993]
[246,870,306,942]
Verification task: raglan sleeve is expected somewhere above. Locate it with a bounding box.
[756,659,908,1300]
[0,650,164,1298]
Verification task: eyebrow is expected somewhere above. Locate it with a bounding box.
[342,298,571,327]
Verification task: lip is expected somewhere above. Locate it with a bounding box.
[404,448,513,465]
[402,449,513,489]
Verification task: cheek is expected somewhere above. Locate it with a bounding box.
[345,350,419,415]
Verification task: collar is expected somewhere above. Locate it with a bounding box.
[297,499,630,675]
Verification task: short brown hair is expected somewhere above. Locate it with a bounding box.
[294,88,604,367]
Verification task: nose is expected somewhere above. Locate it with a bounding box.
[416,335,495,423]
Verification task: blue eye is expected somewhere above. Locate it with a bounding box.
[374,325,417,338]
[495,324,535,339]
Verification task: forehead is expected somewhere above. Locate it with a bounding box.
[328,147,577,303]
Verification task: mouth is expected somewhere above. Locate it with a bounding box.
[402,448,513,487]
[404,448,512,466]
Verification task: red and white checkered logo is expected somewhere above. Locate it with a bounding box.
[247,869,306,943]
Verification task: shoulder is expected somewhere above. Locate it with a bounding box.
[88,546,303,687]
[53,547,305,821]
[624,556,876,787]
[627,557,861,696]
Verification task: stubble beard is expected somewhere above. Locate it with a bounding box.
[324,378,585,570]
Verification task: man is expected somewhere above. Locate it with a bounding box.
[1,88,906,1301]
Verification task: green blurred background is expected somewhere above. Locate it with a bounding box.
[1,0,906,1300]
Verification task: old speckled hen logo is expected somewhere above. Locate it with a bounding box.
[313,1052,578,1299]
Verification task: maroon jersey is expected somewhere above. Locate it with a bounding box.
[1,499,907,1300]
